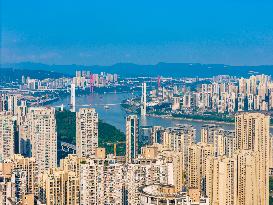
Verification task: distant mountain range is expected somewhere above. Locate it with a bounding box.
[2,62,273,78]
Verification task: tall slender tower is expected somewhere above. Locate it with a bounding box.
[235,112,270,205]
[0,112,15,162]
[141,82,147,116]
[90,74,94,93]
[76,108,98,157]
[27,107,57,174]
[70,83,76,112]
[126,115,139,163]
[157,76,161,90]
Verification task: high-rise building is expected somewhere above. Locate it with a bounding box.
[235,112,270,205]
[70,83,76,112]
[163,124,195,171]
[27,107,57,174]
[270,135,273,171]
[186,146,199,191]
[39,168,80,205]
[151,126,164,144]
[0,154,37,205]
[0,112,15,162]
[126,144,184,204]
[125,115,139,163]
[201,124,221,145]
[16,100,27,127]
[235,150,257,205]
[38,154,86,204]
[76,108,98,157]
[141,82,147,116]
[11,154,38,195]
[205,155,237,205]
[172,96,180,111]
[0,94,19,115]
[80,155,123,204]
[205,150,257,205]
[0,161,28,205]
[59,154,86,176]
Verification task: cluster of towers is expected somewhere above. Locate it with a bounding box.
[0,91,272,204]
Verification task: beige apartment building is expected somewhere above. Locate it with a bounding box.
[40,168,80,205]
[163,125,195,172]
[11,154,37,195]
[76,108,98,157]
[0,155,36,205]
[205,155,237,205]
[80,154,124,205]
[126,144,185,204]
[26,107,57,174]
[0,112,15,162]
[235,112,270,205]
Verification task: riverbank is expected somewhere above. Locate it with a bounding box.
[147,113,273,128]
[50,92,273,137]
[147,113,235,125]
[55,110,125,158]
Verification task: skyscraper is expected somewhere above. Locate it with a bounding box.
[163,124,196,172]
[235,150,257,205]
[205,155,237,205]
[172,96,180,111]
[70,83,76,112]
[80,154,123,204]
[270,135,273,171]
[76,108,98,157]
[126,115,139,163]
[11,154,38,195]
[0,165,27,205]
[141,82,147,116]
[39,168,80,205]
[235,112,270,205]
[27,107,57,174]
[0,112,15,162]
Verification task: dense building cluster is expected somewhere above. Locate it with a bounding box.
[19,71,118,91]
[148,75,273,115]
[73,70,118,89]
[20,76,71,90]
[0,78,273,204]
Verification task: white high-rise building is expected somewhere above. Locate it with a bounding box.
[80,156,123,205]
[76,108,98,157]
[172,97,180,111]
[0,112,15,162]
[126,115,139,163]
[141,82,147,116]
[27,107,57,174]
[70,83,76,112]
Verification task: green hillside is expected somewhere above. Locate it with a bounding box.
[55,110,125,156]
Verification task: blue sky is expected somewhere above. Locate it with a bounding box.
[1,0,273,65]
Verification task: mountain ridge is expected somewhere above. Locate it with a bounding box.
[2,62,273,77]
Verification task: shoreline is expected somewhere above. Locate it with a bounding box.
[146,113,235,126]
[146,113,273,129]
[49,92,273,130]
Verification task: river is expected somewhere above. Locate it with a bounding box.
[49,93,248,141]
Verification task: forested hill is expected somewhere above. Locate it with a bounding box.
[55,110,125,156]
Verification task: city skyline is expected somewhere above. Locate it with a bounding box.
[1,1,273,204]
[0,70,273,204]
